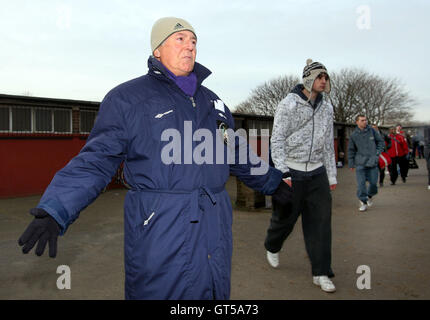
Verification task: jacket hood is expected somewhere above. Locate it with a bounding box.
[147,56,212,87]
[291,84,323,107]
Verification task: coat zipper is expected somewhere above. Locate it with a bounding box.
[306,100,318,171]
[394,135,398,156]
[152,65,198,108]
[190,96,196,108]
[306,112,315,171]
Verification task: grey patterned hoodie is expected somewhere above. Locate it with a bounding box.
[270,84,337,185]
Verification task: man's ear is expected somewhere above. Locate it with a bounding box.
[153,49,161,59]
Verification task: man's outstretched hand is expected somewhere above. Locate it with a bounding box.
[18,208,60,258]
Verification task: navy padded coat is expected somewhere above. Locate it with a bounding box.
[37,57,282,299]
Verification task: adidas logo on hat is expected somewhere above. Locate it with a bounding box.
[151,17,196,52]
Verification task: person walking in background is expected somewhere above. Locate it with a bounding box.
[417,133,425,159]
[348,115,385,212]
[412,133,420,159]
[266,59,337,293]
[396,124,411,182]
[372,124,391,187]
[388,125,409,184]
[406,129,413,153]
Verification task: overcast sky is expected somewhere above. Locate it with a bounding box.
[1,0,429,122]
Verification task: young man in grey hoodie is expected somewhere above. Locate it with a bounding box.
[265,59,337,293]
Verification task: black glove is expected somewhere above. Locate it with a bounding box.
[272,180,293,207]
[18,208,60,258]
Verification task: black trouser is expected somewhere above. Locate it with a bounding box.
[419,146,424,159]
[389,157,398,184]
[412,142,418,159]
[389,156,409,184]
[398,155,409,179]
[264,167,332,277]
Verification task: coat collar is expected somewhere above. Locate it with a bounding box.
[355,125,371,134]
[147,56,212,88]
[291,84,323,108]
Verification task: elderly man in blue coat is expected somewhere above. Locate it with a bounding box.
[18,17,291,299]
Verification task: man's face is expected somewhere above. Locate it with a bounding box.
[155,30,197,76]
[356,116,367,129]
[312,73,329,93]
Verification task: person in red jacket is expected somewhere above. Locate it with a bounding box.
[396,124,411,181]
[372,124,391,187]
[388,125,409,184]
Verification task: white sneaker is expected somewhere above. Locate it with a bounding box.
[266,251,279,268]
[313,276,336,293]
[367,197,373,207]
[359,201,367,212]
[428,185,430,190]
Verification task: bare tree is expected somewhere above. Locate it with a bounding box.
[328,68,367,123]
[234,75,300,116]
[235,68,415,125]
[329,68,415,125]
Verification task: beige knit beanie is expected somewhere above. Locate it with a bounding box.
[302,59,331,93]
[151,17,196,53]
